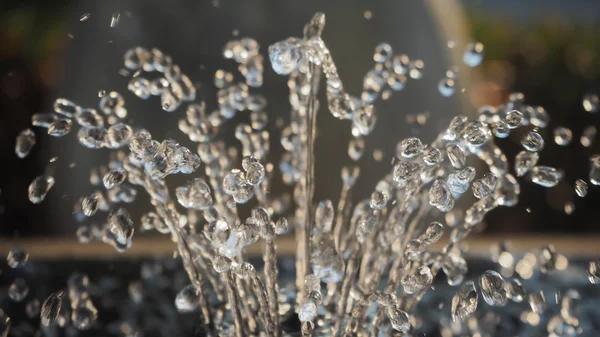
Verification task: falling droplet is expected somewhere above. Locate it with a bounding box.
[583,93,598,113]
[575,179,588,197]
[451,280,478,322]
[515,151,539,177]
[175,285,200,313]
[463,42,484,67]
[581,125,597,148]
[28,175,55,204]
[41,290,64,326]
[521,131,544,152]
[479,270,507,306]
[553,127,572,146]
[80,13,90,21]
[438,77,455,97]
[588,259,600,284]
[268,38,301,75]
[429,179,455,212]
[53,98,78,118]
[48,119,73,137]
[420,222,444,244]
[78,127,108,149]
[81,194,99,216]
[7,248,28,268]
[110,13,120,28]
[0,310,10,337]
[103,168,127,190]
[212,254,232,273]
[71,299,98,330]
[15,129,36,159]
[245,161,265,186]
[397,137,424,158]
[530,166,563,188]
[589,155,600,186]
[505,278,526,302]
[505,110,523,129]
[446,144,466,169]
[387,305,411,332]
[8,278,29,302]
[176,178,214,210]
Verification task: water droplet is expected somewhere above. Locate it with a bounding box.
[422,147,442,166]
[245,161,265,186]
[515,151,539,177]
[53,98,78,118]
[397,137,424,158]
[128,77,152,99]
[528,292,546,314]
[373,43,393,63]
[99,91,126,117]
[492,120,510,138]
[103,168,127,189]
[505,110,523,129]
[315,200,334,232]
[392,161,420,183]
[451,280,478,322]
[438,77,455,97]
[553,127,572,146]
[531,166,563,188]
[15,129,36,159]
[421,222,444,244]
[583,93,598,113]
[588,259,600,284]
[26,299,40,319]
[79,13,90,21]
[110,12,120,28]
[212,254,232,273]
[78,127,108,149]
[447,144,466,169]
[479,270,507,306]
[363,10,372,20]
[505,278,525,302]
[299,302,317,322]
[28,175,55,204]
[521,131,544,152]
[463,42,484,67]
[48,118,73,137]
[175,285,200,313]
[575,179,588,197]
[81,194,99,216]
[104,208,134,252]
[275,217,288,235]
[589,155,600,185]
[71,299,98,330]
[32,113,58,128]
[348,136,365,161]
[464,120,492,146]
[176,178,213,210]
[268,38,301,75]
[472,173,497,199]
[408,59,424,79]
[429,179,455,212]
[581,125,597,147]
[401,265,433,294]
[8,278,29,302]
[41,290,64,326]
[387,305,411,332]
[527,106,550,128]
[0,310,10,337]
[565,201,576,214]
[7,248,28,268]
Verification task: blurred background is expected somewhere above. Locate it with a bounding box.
[0,0,599,240]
